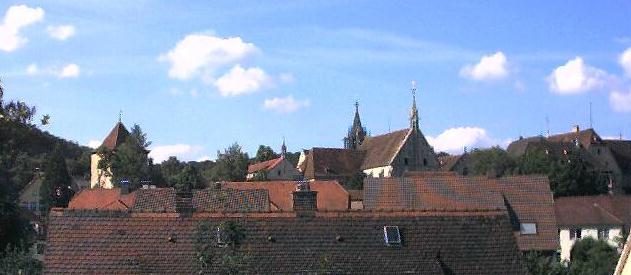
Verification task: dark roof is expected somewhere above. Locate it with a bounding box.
[101,122,129,150]
[247,156,285,174]
[359,128,411,169]
[224,181,349,210]
[192,188,270,212]
[302,147,365,180]
[45,209,525,274]
[555,195,631,227]
[438,154,469,172]
[547,128,602,148]
[132,188,177,213]
[365,174,558,251]
[605,140,631,172]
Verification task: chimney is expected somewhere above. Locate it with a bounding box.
[120,179,130,195]
[176,191,193,217]
[292,181,318,214]
[573,125,580,133]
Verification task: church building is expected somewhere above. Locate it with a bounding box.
[89,120,135,188]
[299,84,438,181]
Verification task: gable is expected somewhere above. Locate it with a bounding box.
[359,128,410,169]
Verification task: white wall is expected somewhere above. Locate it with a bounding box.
[363,166,393,178]
[559,227,623,262]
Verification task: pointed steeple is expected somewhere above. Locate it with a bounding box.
[410,81,419,131]
[281,137,287,156]
[344,101,367,150]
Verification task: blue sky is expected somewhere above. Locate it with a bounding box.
[2,1,631,162]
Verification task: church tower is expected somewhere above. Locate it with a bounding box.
[343,101,367,150]
[410,81,419,131]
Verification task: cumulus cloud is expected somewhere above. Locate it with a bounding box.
[621,47,631,78]
[263,95,310,114]
[46,24,75,40]
[548,57,610,94]
[59,63,80,78]
[426,127,506,154]
[610,90,631,113]
[87,140,101,149]
[214,65,271,96]
[460,52,509,81]
[149,144,204,163]
[159,34,258,80]
[0,5,45,52]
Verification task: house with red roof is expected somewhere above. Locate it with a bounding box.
[246,140,300,181]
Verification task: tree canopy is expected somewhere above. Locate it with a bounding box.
[568,237,618,275]
[254,145,278,162]
[39,145,74,212]
[211,143,249,182]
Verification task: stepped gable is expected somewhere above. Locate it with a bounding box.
[45,209,525,274]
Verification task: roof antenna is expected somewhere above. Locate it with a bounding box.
[545,116,550,138]
[589,101,593,129]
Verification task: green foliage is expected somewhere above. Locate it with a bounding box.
[468,146,516,176]
[250,171,268,181]
[130,124,151,149]
[109,136,150,190]
[173,165,205,193]
[254,145,278,162]
[3,101,36,125]
[0,245,42,275]
[195,221,249,274]
[0,168,33,251]
[549,150,608,197]
[159,156,184,186]
[516,149,553,175]
[211,143,249,182]
[436,151,450,158]
[523,252,568,275]
[283,151,301,167]
[569,237,618,275]
[343,172,366,190]
[39,145,74,212]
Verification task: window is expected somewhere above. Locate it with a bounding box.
[598,229,609,240]
[404,158,409,166]
[462,167,469,176]
[570,228,582,240]
[383,226,401,246]
[277,170,281,176]
[520,223,537,235]
[423,158,427,166]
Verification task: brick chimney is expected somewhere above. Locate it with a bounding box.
[120,180,130,195]
[292,181,318,213]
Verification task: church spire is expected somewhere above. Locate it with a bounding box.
[281,137,287,156]
[344,101,367,150]
[410,81,419,131]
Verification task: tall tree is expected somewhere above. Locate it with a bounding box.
[0,167,33,252]
[212,143,249,182]
[254,145,277,162]
[3,101,36,125]
[173,165,204,193]
[468,147,516,176]
[130,124,151,149]
[109,136,150,190]
[549,150,608,197]
[160,156,184,186]
[39,145,74,212]
[516,149,553,175]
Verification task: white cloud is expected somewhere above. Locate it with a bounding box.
[159,33,258,80]
[460,51,509,81]
[214,65,271,96]
[610,90,631,113]
[59,63,80,78]
[548,57,609,94]
[0,5,45,52]
[149,144,204,163]
[46,24,75,41]
[26,63,38,75]
[87,140,101,149]
[263,95,310,114]
[426,127,505,154]
[621,47,631,78]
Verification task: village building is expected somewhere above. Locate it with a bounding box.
[362,172,559,253]
[554,195,631,262]
[507,126,631,193]
[246,140,301,181]
[299,87,438,182]
[437,152,470,175]
[45,181,526,274]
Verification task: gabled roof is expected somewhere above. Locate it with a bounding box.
[132,188,177,213]
[359,128,411,169]
[547,128,602,148]
[192,188,270,212]
[247,156,284,174]
[224,181,349,210]
[45,209,526,274]
[68,188,135,210]
[101,122,129,150]
[438,154,468,172]
[605,140,631,172]
[302,148,365,180]
[365,173,559,251]
[555,195,631,227]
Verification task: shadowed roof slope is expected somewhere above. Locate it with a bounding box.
[555,195,631,227]
[45,209,525,274]
[224,180,349,210]
[192,188,270,212]
[101,122,129,150]
[302,148,365,180]
[359,128,411,169]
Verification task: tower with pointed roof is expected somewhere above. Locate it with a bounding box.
[90,120,131,189]
[343,101,367,150]
[410,81,419,131]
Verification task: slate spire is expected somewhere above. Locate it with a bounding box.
[344,101,367,150]
[410,81,419,131]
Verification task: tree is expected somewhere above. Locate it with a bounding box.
[516,149,553,175]
[468,147,516,176]
[0,245,42,275]
[212,143,249,182]
[196,221,249,274]
[3,101,36,125]
[39,145,74,212]
[173,165,205,193]
[40,114,50,126]
[109,136,150,190]
[254,145,277,162]
[0,168,33,252]
[130,124,151,149]
[523,251,568,275]
[549,150,608,197]
[568,237,618,275]
[160,156,184,186]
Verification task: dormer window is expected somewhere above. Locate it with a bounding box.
[383,226,401,246]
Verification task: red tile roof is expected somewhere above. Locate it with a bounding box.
[555,195,631,227]
[224,180,349,210]
[68,188,135,210]
[247,156,284,174]
[192,188,270,212]
[45,209,526,274]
